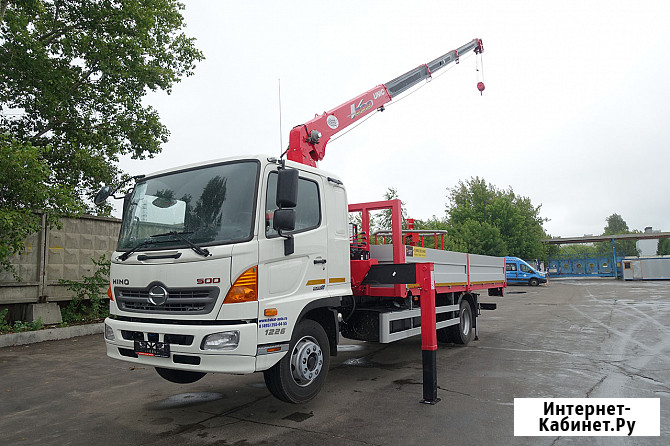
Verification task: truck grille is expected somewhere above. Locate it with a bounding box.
[115,287,220,314]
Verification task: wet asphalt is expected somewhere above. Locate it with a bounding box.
[0,279,668,445]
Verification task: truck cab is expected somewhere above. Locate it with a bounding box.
[103,155,349,402]
[505,256,547,286]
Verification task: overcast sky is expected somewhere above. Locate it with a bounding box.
[118,0,670,238]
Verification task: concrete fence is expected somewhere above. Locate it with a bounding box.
[0,214,121,306]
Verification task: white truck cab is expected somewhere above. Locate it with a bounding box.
[104,155,349,402]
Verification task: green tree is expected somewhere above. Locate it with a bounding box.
[413,215,450,250]
[445,177,548,258]
[0,135,82,277]
[377,187,407,231]
[597,213,639,256]
[0,0,203,273]
[448,219,507,256]
[557,244,602,256]
[604,213,629,234]
[657,238,670,256]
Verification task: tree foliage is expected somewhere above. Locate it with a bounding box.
[556,244,601,257]
[377,187,407,230]
[657,238,670,256]
[382,178,548,259]
[444,177,548,258]
[0,134,82,277]
[603,213,629,234]
[596,213,639,256]
[0,0,203,274]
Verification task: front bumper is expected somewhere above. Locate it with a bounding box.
[104,317,262,374]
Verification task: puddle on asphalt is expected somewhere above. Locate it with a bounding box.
[340,357,409,371]
[393,378,421,388]
[283,411,313,422]
[337,344,366,352]
[341,357,374,367]
[149,392,224,410]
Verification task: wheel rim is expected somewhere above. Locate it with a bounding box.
[460,307,471,336]
[290,336,323,387]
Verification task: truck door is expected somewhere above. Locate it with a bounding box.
[518,262,532,280]
[324,179,351,297]
[257,167,328,339]
[506,261,518,282]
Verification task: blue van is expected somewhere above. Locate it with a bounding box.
[505,256,547,286]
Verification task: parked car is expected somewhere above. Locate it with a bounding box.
[505,257,547,286]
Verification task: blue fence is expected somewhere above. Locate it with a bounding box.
[546,254,626,278]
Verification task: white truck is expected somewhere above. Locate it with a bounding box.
[96,38,506,403]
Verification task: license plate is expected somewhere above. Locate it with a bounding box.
[134,340,170,358]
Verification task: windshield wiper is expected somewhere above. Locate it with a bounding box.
[118,239,154,261]
[150,231,211,257]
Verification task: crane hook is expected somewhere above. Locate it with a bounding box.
[477,82,485,96]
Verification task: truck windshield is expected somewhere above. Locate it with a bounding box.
[117,160,259,251]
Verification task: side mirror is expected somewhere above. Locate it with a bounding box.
[273,208,295,232]
[273,207,296,256]
[94,185,114,206]
[276,168,298,208]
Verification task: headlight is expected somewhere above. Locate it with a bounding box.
[104,323,115,341]
[201,331,240,351]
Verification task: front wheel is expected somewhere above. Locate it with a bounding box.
[449,299,475,345]
[264,319,330,403]
[155,367,206,384]
[529,277,539,286]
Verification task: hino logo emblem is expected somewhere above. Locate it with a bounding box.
[148,285,169,306]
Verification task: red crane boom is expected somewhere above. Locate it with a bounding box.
[286,38,483,167]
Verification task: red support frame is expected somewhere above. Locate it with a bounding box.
[417,262,439,404]
[417,263,436,351]
[349,200,406,298]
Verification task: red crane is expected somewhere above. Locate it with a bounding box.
[286,38,484,167]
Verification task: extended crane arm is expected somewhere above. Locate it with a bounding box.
[286,38,483,167]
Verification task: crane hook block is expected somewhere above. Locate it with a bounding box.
[477,82,485,95]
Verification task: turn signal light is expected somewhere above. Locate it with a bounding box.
[224,266,258,303]
[107,284,113,300]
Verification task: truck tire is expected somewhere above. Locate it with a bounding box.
[155,367,206,384]
[529,278,539,286]
[263,319,330,403]
[449,300,475,345]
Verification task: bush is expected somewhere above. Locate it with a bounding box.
[0,308,11,332]
[59,254,110,323]
[0,308,43,334]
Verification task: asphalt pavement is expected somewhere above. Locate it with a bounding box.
[0,279,668,445]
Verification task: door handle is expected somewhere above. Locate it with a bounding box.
[314,259,327,265]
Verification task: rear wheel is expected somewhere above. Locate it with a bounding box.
[155,367,206,384]
[264,319,330,403]
[449,299,475,345]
